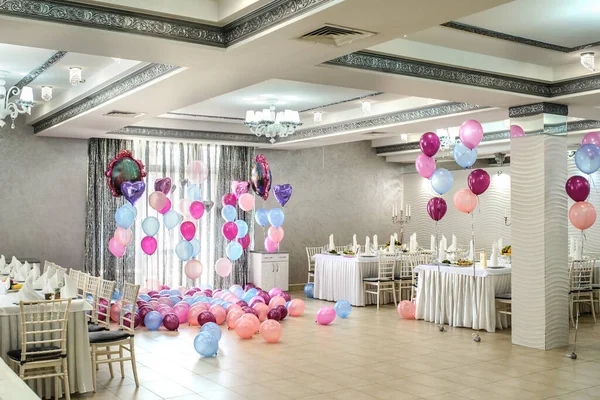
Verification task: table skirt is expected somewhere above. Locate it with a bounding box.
[0,310,94,398]
[415,269,511,332]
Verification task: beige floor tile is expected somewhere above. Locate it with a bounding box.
[261,378,319,399]
[107,384,162,400]
[329,389,379,400]
[353,384,421,400]
[143,379,194,398]
[198,389,249,400]
[170,395,207,400]
[201,371,252,388]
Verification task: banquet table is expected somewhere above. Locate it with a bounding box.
[313,253,397,306]
[414,264,511,332]
[0,292,94,398]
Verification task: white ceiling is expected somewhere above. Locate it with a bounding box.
[0,44,56,86]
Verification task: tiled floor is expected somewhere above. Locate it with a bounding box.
[73,293,600,400]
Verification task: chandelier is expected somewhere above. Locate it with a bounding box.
[581,52,595,72]
[0,72,35,129]
[244,105,302,143]
[436,126,459,158]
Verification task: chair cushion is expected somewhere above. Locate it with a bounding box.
[88,324,109,333]
[89,330,131,344]
[495,293,512,300]
[7,346,63,363]
[363,277,394,282]
[592,284,600,289]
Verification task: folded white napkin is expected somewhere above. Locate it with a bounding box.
[329,234,335,251]
[373,235,378,248]
[9,257,22,278]
[20,262,31,279]
[438,245,447,263]
[389,235,396,254]
[0,276,10,295]
[430,235,436,252]
[61,275,77,298]
[13,269,26,282]
[48,273,59,291]
[46,264,56,280]
[29,264,40,281]
[33,271,47,290]
[43,280,54,295]
[490,242,498,266]
[17,276,44,302]
[364,236,372,256]
[0,255,5,273]
[468,240,474,260]
[498,238,503,252]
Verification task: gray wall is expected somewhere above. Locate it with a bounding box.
[255,141,403,285]
[0,119,88,269]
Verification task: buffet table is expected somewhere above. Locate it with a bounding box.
[0,292,94,398]
[414,264,511,332]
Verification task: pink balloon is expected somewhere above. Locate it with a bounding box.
[173,304,189,324]
[268,226,285,243]
[222,193,237,207]
[238,193,255,212]
[215,258,232,277]
[222,222,238,240]
[189,201,205,219]
[158,198,171,215]
[420,132,440,157]
[110,303,121,322]
[209,305,226,325]
[238,234,251,250]
[234,317,255,339]
[260,320,282,343]
[253,303,269,322]
[269,295,286,308]
[227,309,245,330]
[582,132,600,146]
[180,221,196,241]
[149,191,168,211]
[114,227,133,246]
[141,236,158,255]
[453,188,478,214]
[316,306,336,325]
[459,119,483,150]
[569,201,597,230]
[188,307,202,326]
[185,160,209,184]
[415,154,436,179]
[179,199,192,218]
[510,125,525,139]
[109,237,126,257]
[264,237,278,253]
[184,260,203,279]
[239,313,260,334]
[288,299,305,317]
[398,300,415,319]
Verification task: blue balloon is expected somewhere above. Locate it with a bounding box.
[200,322,222,341]
[142,216,160,236]
[175,240,193,261]
[221,205,237,222]
[232,287,244,299]
[242,291,254,303]
[112,290,121,302]
[190,239,201,258]
[122,203,138,219]
[430,168,454,195]
[304,283,314,298]
[334,300,352,318]
[285,301,290,309]
[183,297,195,305]
[453,142,478,168]
[115,206,135,229]
[169,295,181,305]
[144,311,163,331]
[194,331,219,357]
[222,301,232,309]
[235,220,248,238]
[246,288,258,297]
[226,241,243,261]
[187,184,201,201]
[575,144,600,174]
[138,294,151,302]
[200,284,213,290]
[255,208,269,227]
[163,210,181,230]
[159,290,170,296]
[268,208,285,228]
[169,289,180,296]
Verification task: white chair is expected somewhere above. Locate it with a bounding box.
[88,279,116,332]
[495,293,512,322]
[76,272,89,300]
[305,246,323,283]
[569,259,596,327]
[83,276,100,324]
[396,254,413,301]
[363,255,397,309]
[8,298,72,400]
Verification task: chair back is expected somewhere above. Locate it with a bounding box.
[306,246,323,260]
[398,255,413,279]
[76,272,89,299]
[570,259,595,291]
[83,276,100,322]
[96,279,117,329]
[18,298,71,362]
[44,261,56,277]
[69,268,79,280]
[335,246,346,253]
[120,283,140,334]
[378,255,396,280]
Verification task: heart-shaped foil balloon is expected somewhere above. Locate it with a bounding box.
[230,180,240,195]
[251,154,271,201]
[273,184,292,207]
[154,177,172,195]
[120,180,146,205]
[235,181,250,199]
[202,201,215,213]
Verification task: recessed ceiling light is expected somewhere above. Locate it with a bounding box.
[581,52,595,72]
[403,35,407,38]
[19,72,27,76]
[361,101,372,114]
[314,112,323,124]
[70,67,84,86]
[41,86,53,101]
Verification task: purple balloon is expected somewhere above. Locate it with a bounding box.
[566,176,590,202]
[268,288,284,298]
[273,184,293,207]
[163,313,180,331]
[281,292,291,302]
[427,197,447,221]
[276,305,287,320]
[257,291,271,305]
[249,297,265,308]
[510,125,525,139]
[468,169,490,196]
[154,177,172,195]
[243,307,258,317]
[420,132,440,157]
[197,311,216,326]
[244,283,256,291]
[120,180,146,205]
[236,300,248,308]
[267,308,282,321]
[582,132,600,146]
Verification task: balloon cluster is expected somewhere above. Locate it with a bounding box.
[567,132,600,231]
[255,208,286,252]
[219,184,251,276]
[415,132,450,222]
[453,120,487,214]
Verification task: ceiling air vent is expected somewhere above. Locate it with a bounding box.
[299,24,375,47]
[103,110,146,118]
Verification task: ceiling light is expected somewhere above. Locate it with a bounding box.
[41,86,52,102]
[69,67,84,86]
[0,72,35,129]
[361,101,372,114]
[244,105,302,143]
[314,112,323,124]
[581,52,595,72]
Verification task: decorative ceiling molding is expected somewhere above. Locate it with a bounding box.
[13,50,67,91]
[165,112,244,121]
[509,102,568,118]
[300,92,384,113]
[0,0,335,48]
[441,21,600,53]
[33,63,180,133]
[277,101,488,142]
[325,51,600,98]
[110,126,267,143]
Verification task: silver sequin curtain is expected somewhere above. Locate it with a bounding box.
[84,138,135,288]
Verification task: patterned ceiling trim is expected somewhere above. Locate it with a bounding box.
[166,112,244,121]
[300,92,384,113]
[33,63,179,133]
[325,51,600,98]
[110,126,267,143]
[13,50,67,91]
[441,21,600,53]
[0,0,334,47]
[277,101,488,143]
[508,103,568,118]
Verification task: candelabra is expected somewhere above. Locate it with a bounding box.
[392,210,411,245]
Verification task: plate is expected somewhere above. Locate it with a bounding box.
[487,266,505,269]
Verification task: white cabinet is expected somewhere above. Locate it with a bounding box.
[249,252,289,291]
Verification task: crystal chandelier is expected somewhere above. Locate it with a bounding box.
[0,72,35,129]
[244,105,302,143]
[581,52,595,72]
[436,126,459,158]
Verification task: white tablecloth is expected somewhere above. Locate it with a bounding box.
[0,293,94,398]
[0,357,38,400]
[313,254,395,306]
[414,264,511,332]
